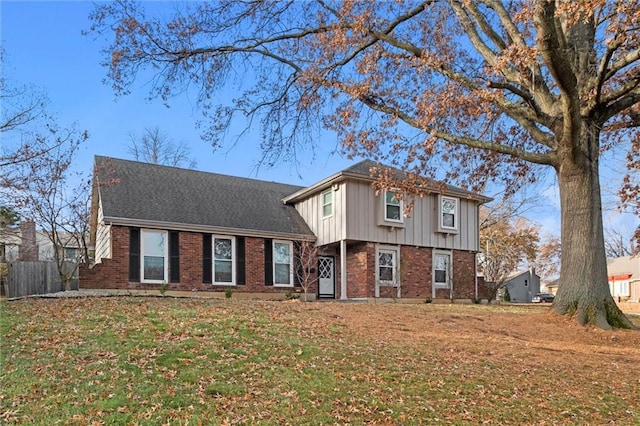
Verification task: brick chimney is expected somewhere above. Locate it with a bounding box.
[18,220,37,261]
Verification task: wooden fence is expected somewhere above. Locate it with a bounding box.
[3,261,78,298]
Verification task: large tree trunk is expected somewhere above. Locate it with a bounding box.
[553,124,635,330]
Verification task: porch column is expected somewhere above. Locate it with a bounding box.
[340,239,347,300]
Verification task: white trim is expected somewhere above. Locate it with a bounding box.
[102,217,316,242]
[375,244,401,298]
[212,235,236,286]
[384,190,404,223]
[340,240,347,300]
[273,240,294,287]
[140,229,168,284]
[321,189,333,219]
[432,250,453,294]
[438,195,459,233]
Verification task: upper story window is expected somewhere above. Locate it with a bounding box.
[322,189,333,218]
[213,236,235,285]
[385,190,403,223]
[439,195,459,232]
[141,229,168,283]
[273,240,293,286]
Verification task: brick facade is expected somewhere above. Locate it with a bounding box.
[81,226,477,300]
[80,225,317,296]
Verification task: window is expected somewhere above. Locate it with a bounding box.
[273,240,293,286]
[433,252,451,288]
[440,196,458,231]
[322,190,333,218]
[616,281,630,297]
[64,247,79,261]
[213,236,235,285]
[385,190,402,222]
[141,230,168,283]
[377,248,398,284]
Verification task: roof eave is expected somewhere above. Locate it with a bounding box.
[101,216,316,242]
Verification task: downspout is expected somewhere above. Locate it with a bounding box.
[474,252,478,300]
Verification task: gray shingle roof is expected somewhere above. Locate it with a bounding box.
[95,156,314,238]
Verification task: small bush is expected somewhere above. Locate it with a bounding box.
[225,288,233,299]
[503,287,511,302]
[471,297,482,304]
[285,290,300,300]
[424,297,433,304]
[159,282,168,296]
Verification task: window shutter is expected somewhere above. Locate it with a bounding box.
[293,241,302,287]
[236,237,246,285]
[169,231,180,283]
[129,228,140,282]
[202,234,212,284]
[264,238,273,285]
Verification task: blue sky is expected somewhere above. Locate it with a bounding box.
[1,1,350,184]
[1,1,638,243]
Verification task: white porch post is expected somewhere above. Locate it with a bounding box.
[340,239,347,300]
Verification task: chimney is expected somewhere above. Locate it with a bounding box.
[18,220,37,261]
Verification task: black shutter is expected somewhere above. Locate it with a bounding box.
[169,231,180,283]
[236,237,246,285]
[202,234,212,284]
[293,241,302,287]
[129,228,140,282]
[264,238,273,285]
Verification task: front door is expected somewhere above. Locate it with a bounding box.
[318,256,335,298]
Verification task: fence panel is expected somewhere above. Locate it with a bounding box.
[6,261,68,298]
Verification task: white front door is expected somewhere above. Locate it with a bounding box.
[318,256,335,298]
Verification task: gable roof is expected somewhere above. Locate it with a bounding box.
[283,159,492,204]
[607,256,640,281]
[94,156,314,239]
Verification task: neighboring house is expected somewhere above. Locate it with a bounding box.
[545,279,559,296]
[501,269,541,303]
[81,156,491,300]
[607,256,640,302]
[0,221,84,264]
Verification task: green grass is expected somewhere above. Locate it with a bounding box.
[1,297,639,425]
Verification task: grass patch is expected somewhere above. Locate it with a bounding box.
[1,298,639,425]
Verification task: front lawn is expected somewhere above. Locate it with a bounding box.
[1,298,639,425]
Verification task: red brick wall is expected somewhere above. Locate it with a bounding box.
[81,226,316,295]
[81,225,476,300]
[400,246,432,298]
[345,242,375,298]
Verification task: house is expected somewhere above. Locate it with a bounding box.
[0,220,84,264]
[607,256,640,302]
[81,156,491,300]
[501,269,541,303]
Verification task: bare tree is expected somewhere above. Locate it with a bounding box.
[604,228,635,259]
[89,1,640,328]
[294,240,319,302]
[127,127,197,168]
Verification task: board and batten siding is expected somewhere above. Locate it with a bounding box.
[293,179,480,252]
[94,197,111,263]
[293,182,346,245]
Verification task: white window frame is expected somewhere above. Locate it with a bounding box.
[433,250,452,289]
[273,240,294,287]
[376,246,399,286]
[384,190,404,223]
[213,235,236,286]
[140,229,168,284]
[321,189,333,219]
[439,195,459,233]
[616,280,630,297]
